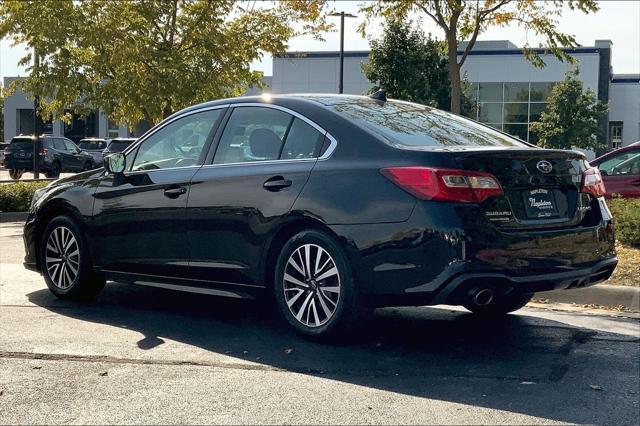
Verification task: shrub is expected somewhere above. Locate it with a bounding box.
[608,197,640,246]
[0,181,50,212]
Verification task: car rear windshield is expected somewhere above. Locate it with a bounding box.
[108,141,132,152]
[9,137,35,150]
[316,97,529,148]
[79,141,106,150]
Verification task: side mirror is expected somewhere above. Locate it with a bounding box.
[104,153,126,174]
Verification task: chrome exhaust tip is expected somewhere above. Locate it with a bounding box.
[473,288,494,306]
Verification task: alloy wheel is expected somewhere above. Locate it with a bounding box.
[45,226,80,289]
[283,243,341,327]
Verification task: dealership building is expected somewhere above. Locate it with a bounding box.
[3,39,639,149]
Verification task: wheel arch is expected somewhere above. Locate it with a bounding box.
[33,201,87,270]
[262,216,350,291]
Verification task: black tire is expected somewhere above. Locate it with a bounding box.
[46,162,61,178]
[40,215,105,300]
[274,229,370,340]
[82,161,93,171]
[9,169,23,180]
[464,293,533,315]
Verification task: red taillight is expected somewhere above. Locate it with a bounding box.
[38,147,48,155]
[582,167,606,198]
[380,167,503,203]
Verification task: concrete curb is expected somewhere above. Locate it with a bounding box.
[537,284,640,313]
[0,211,29,223]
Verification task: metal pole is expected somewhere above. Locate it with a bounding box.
[339,11,344,94]
[33,48,40,179]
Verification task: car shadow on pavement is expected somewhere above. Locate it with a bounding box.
[27,282,639,424]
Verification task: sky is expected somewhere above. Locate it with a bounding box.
[1,0,639,81]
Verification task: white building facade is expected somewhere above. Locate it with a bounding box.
[2,76,129,143]
[271,40,639,148]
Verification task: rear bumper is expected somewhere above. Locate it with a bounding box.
[331,200,617,307]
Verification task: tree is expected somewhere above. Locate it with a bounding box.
[529,69,608,150]
[363,17,450,109]
[0,0,330,127]
[360,0,599,115]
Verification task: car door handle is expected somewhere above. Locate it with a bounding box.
[163,185,187,199]
[263,176,292,191]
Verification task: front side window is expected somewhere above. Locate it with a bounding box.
[130,109,222,171]
[213,107,292,164]
[598,151,640,176]
[63,139,78,152]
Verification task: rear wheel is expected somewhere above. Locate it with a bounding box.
[464,293,533,316]
[274,230,369,340]
[9,169,23,180]
[41,215,105,300]
[45,162,61,178]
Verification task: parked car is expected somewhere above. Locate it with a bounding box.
[23,95,617,339]
[590,141,640,198]
[4,134,95,179]
[78,138,108,166]
[103,138,136,155]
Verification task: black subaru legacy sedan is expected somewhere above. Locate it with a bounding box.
[23,94,617,339]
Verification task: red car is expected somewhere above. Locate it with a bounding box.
[590,141,640,198]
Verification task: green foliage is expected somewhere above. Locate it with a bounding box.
[608,197,640,246]
[359,0,600,114]
[0,0,331,126]
[363,17,450,109]
[0,181,49,212]
[529,70,608,149]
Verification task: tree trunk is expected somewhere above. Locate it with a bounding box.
[162,99,173,120]
[447,36,462,115]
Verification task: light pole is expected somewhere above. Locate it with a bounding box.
[33,47,41,179]
[329,11,357,94]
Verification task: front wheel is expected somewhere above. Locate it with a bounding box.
[82,161,93,171]
[464,293,533,316]
[41,215,105,300]
[274,230,370,340]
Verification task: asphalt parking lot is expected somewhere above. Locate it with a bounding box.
[0,219,639,424]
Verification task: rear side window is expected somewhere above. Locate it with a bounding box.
[213,107,292,164]
[280,118,325,160]
[63,139,78,151]
[597,151,640,176]
[318,97,528,148]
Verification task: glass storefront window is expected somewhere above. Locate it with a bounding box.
[107,119,119,138]
[529,103,547,124]
[504,103,529,123]
[478,83,503,102]
[504,82,530,102]
[530,82,554,102]
[478,103,502,123]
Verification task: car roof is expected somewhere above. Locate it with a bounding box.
[79,138,106,141]
[169,94,382,119]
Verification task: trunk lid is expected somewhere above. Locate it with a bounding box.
[453,148,592,229]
